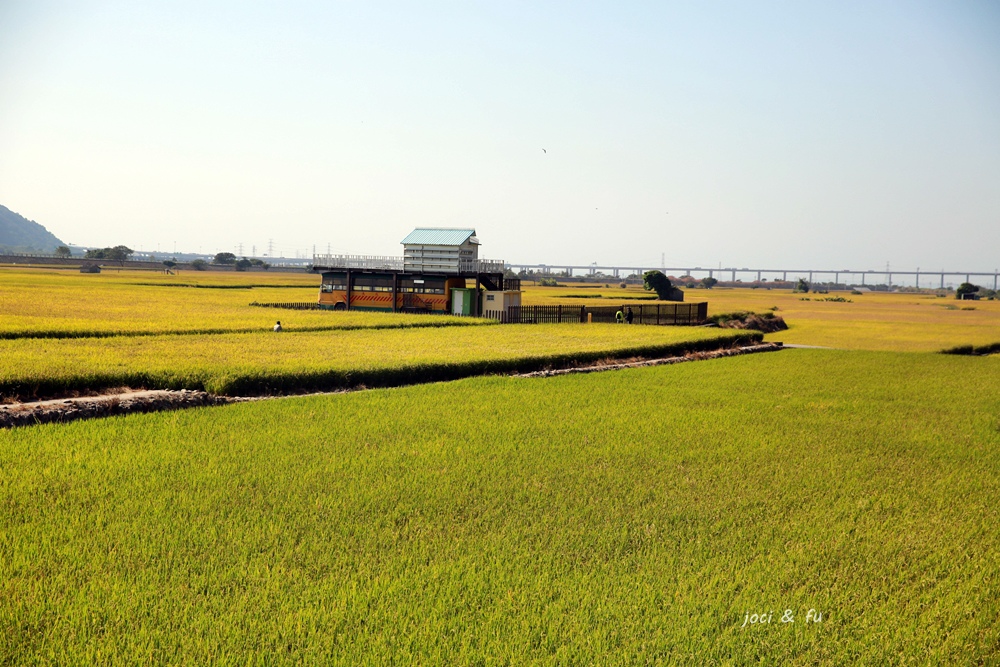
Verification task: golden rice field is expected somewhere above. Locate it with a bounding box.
[2,266,999,662]
[521,283,1000,352]
[8,267,995,352]
[0,267,484,337]
[0,321,751,399]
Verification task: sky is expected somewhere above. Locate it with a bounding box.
[1,1,998,270]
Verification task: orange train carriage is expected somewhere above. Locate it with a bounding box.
[318,271,469,313]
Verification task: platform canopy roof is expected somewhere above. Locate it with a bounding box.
[400,228,479,246]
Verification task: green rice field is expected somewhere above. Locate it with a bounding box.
[2,350,998,663]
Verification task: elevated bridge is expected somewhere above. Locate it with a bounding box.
[508,264,999,289]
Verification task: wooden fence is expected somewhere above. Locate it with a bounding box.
[250,300,708,323]
[485,302,707,325]
[485,305,586,324]
[586,303,708,324]
[249,301,320,310]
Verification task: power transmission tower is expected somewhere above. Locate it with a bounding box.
[268,239,274,257]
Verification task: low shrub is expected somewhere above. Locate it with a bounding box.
[708,311,788,333]
[941,342,1000,356]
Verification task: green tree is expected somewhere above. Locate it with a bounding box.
[234,258,253,271]
[642,270,674,300]
[84,246,133,264]
[213,252,237,265]
[190,259,208,271]
[700,276,718,289]
[956,282,980,300]
[794,278,810,293]
[109,245,133,262]
[54,245,72,258]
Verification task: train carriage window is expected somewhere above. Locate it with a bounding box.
[322,273,347,292]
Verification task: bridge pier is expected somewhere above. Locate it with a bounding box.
[782,271,787,281]
[731,269,736,281]
[940,273,944,289]
[756,270,761,282]
[834,272,839,285]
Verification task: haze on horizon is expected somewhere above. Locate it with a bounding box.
[1,1,998,270]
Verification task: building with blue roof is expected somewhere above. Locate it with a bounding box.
[402,227,480,274]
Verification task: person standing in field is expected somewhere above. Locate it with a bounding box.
[273,321,282,332]
[615,308,624,324]
[626,307,634,325]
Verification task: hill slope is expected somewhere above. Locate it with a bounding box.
[0,205,64,252]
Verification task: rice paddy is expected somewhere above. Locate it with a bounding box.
[0,323,751,399]
[2,265,998,663]
[1,350,998,663]
[0,268,483,337]
[521,283,1000,352]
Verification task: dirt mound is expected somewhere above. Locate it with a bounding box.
[0,390,232,429]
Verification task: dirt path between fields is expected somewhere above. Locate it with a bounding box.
[0,342,784,429]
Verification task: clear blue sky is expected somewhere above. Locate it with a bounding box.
[1,1,998,269]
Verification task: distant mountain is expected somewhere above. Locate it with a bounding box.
[0,205,65,253]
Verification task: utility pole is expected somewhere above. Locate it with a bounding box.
[238,243,243,256]
[252,245,256,258]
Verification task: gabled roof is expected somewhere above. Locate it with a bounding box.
[401,228,479,246]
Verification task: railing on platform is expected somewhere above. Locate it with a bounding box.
[312,254,507,274]
[460,258,506,273]
[312,254,405,270]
